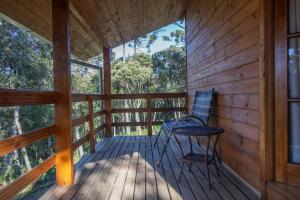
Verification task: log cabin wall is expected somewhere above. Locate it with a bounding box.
[186,0,262,192]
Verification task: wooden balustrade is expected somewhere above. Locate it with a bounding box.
[109,92,187,136]
[0,90,186,197]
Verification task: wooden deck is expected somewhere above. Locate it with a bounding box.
[40,136,258,200]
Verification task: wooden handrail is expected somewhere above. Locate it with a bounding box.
[110,92,186,99]
[0,91,186,198]
[72,93,104,102]
[94,125,105,135]
[0,126,55,157]
[93,110,106,117]
[72,115,89,127]
[73,134,89,150]
[110,92,187,135]
[0,155,56,200]
[112,121,148,127]
[0,89,58,106]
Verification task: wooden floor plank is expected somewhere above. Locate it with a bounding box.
[174,137,234,200]
[151,136,172,200]
[108,137,135,200]
[73,136,126,199]
[154,136,185,200]
[193,143,248,200]
[121,136,141,200]
[40,136,258,200]
[157,136,202,200]
[95,136,132,200]
[168,137,221,200]
[60,138,115,200]
[145,136,158,200]
[134,136,146,200]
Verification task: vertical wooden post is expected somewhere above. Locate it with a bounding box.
[185,93,189,113]
[52,0,74,186]
[147,95,152,136]
[88,96,95,153]
[103,47,112,137]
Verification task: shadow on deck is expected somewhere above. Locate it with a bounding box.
[40,136,259,200]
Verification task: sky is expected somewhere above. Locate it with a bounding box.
[112,20,185,59]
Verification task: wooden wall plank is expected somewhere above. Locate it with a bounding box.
[52,0,74,186]
[186,0,262,193]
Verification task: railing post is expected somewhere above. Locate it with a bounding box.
[52,0,74,186]
[103,47,112,137]
[88,96,95,153]
[147,94,152,136]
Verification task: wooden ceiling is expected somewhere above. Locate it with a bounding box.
[0,0,186,60]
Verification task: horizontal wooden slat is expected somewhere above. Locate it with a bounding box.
[70,59,100,70]
[110,92,186,99]
[112,121,148,127]
[152,121,164,125]
[72,116,89,127]
[94,125,105,135]
[111,108,147,113]
[71,94,104,102]
[73,134,90,150]
[0,89,57,106]
[111,107,186,113]
[0,126,55,157]
[0,155,56,200]
[93,110,105,118]
[152,107,186,112]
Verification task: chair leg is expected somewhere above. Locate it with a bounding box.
[206,136,212,189]
[156,135,171,166]
[178,161,184,182]
[153,128,162,147]
[213,155,220,177]
[189,162,192,172]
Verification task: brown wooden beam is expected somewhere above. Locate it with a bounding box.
[0,155,56,200]
[0,88,57,106]
[88,96,95,153]
[103,47,112,137]
[112,121,148,127]
[0,126,55,157]
[72,115,89,127]
[147,95,152,136]
[110,92,186,99]
[52,0,74,186]
[72,134,89,151]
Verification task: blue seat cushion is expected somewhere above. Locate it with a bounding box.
[162,119,203,133]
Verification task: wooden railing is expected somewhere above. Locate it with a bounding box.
[110,92,188,136]
[71,93,105,153]
[0,89,187,199]
[0,90,105,199]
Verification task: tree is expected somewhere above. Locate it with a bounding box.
[112,53,153,134]
[0,18,54,192]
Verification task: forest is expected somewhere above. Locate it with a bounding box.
[0,18,186,199]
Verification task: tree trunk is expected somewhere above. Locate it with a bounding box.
[132,99,142,134]
[123,43,126,62]
[74,127,84,157]
[124,100,131,134]
[13,106,32,171]
[134,40,137,55]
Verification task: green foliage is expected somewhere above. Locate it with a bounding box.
[0,17,186,198]
[112,53,153,94]
[152,46,186,92]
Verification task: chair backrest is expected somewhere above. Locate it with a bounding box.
[191,89,216,125]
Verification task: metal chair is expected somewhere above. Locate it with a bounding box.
[154,89,216,164]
